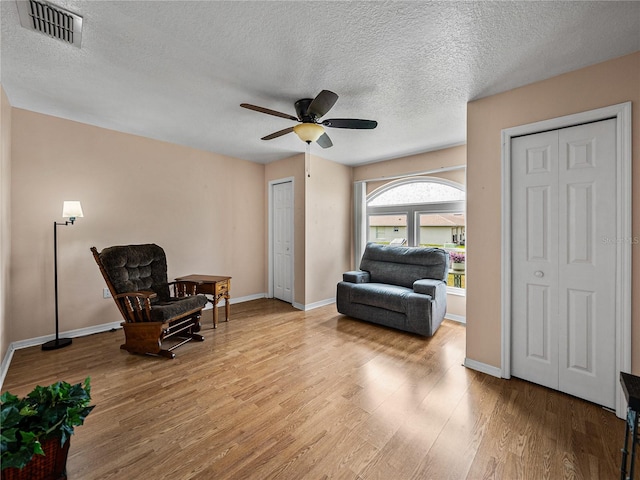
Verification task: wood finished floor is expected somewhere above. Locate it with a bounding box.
[2,299,626,479]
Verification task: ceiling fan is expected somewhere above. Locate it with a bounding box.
[240,90,377,148]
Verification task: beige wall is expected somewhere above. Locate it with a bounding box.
[4,107,359,350]
[6,52,637,366]
[447,294,466,322]
[354,145,466,186]
[353,145,467,320]
[9,109,266,342]
[264,153,352,307]
[305,154,352,305]
[0,93,471,358]
[0,86,11,360]
[466,52,640,370]
[264,154,306,306]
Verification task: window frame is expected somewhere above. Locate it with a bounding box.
[366,177,466,296]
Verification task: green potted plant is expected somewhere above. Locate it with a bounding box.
[1,377,94,479]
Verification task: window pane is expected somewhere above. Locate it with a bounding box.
[417,213,465,247]
[368,214,407,245]
[364,178,466,293]
[369,182,465,206]
[418,213,466,289]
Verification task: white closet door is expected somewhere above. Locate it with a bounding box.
[557,119,616,407]
[273,181,293,303]
[511,119,616,409]
[511,130,560,390]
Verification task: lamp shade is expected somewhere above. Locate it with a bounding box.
[62,201,84,219]
[293,123,324,143]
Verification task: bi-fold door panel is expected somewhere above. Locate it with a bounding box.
[511,119,616,409]
[511,130,559,390]
[557,119,616,408]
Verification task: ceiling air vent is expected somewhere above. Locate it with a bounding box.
[16,0,83,47]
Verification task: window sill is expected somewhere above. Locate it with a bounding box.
[447,287,466,297]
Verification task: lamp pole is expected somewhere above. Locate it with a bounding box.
[42,201,82,350]
[42,220,74,350]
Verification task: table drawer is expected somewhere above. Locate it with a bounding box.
[215,281,229,296]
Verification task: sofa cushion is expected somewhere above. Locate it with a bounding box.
[350,283,412,313]
[359,243,448,288]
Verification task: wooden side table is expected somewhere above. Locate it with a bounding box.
[175,274,231,328]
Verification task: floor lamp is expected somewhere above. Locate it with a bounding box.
[42,201,84,351]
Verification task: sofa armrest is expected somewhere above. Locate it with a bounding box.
[413,279,445,297]
[343,270,370,284]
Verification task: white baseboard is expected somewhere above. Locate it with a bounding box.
[203,292,267,310]
[0,293,270,389]
[463,358,502,378]
[293,298,335,311]
[0,346,15,391]
[445,313,466,324]
[1,321,122,389]
[10,321,123,351]
[231,293,267,304]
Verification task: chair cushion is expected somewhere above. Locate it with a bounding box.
[350,283,412,313]
[98,244,171,300]
[150,295,208,322]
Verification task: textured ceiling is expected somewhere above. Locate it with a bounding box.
[1,1,639,166]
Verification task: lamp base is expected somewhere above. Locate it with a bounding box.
[42,338,72,351]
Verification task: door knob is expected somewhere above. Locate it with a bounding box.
[534,271,544,278]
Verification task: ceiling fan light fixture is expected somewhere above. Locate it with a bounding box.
[293,123,324,143]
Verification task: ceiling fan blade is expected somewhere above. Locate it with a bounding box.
[322,118,378,129]
[316,132,333,149]
[241,103,298,122]
[261,126,295,140]
[308,90,338,119]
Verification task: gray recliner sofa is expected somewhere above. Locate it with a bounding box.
[336,243,449,336]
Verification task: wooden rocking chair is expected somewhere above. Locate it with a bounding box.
[91,244,208,359]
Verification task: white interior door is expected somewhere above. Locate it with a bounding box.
[273,181,293,303]
[511,119,617,409]
[511,130,560,390]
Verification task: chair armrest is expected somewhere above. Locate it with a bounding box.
[413,279,445,298]
[343,270,370,283]
[114,291,157,300]
[168,281,199,297]
[114,291,157,322]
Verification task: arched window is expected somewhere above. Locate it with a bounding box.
[367,177,466,291]
[369,180,465,206]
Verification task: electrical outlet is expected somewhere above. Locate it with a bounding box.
[103,288,112,299]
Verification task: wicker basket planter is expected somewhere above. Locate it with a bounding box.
[2,437,70,480]
[1,379,93,479]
